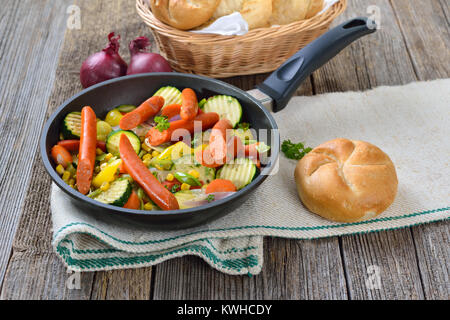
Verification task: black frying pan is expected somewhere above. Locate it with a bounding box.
[41,18,376,229]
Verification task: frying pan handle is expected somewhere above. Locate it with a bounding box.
[256,17,377,112]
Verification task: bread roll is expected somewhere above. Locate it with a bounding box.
[270,0,323,25]
[212,0,272,30]
[305,0,324,19]
[149,0,220,30]
[294,138,398,223]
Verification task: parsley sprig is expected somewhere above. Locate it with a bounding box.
[206,194,215,203]
[281,139,312,160]
[154,116,170,132]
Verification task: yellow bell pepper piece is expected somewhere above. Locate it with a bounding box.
[92,159,122,188]
[188,170,200,179]
[158,142,192,161]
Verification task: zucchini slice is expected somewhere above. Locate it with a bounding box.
[93,178,132,207]
[232,128,254,143]
[116,104,136,113]
[62,112,81,139]
[216,158,257,190]
[153,86,182,108]
[203,95,243,128]
[106,130,141,156]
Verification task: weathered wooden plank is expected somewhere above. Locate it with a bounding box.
[390,0,450,80]
[0,0,71,288]
[410,221,449,300]
[389,0,450,300]
[1,0,152,299]
[90,268,153,300]
[312,0,427,299]
[1,252,95,300]
[153,238,347,300]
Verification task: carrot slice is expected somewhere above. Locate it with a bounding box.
[57,139,106,152]
[76,106,97,195]
[51,145,73,168]
[161,103,181,119]
[146,112,219,146]
[205,179,237,194]
[119,96,164,130]
[119,134,179,211]
[123,191,141,209]
[180,88,198,121]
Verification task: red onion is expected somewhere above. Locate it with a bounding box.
[127,37,172,75]
[80,32,127,88]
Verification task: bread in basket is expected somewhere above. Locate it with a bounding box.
[136,0,347,78]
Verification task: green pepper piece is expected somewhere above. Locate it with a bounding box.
[198,98,207,109]
[116,105,136,113]
[149,158,173,170]
[173,172,202,187]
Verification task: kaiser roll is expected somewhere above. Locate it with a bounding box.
[212,0,272,30]
[149,0,221,30]
[294,138,398,223]
[270,0,324,25]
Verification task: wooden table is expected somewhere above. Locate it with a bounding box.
[0,0,448,300]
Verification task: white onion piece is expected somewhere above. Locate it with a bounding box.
[169,114,181,122]
[183,192,235,207]
[132,122,152,137]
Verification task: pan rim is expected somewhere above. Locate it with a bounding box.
[40,72,279,218]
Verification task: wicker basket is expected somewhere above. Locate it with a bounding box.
[136,0,347,78]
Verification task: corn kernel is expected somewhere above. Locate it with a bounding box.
[56,164,65,175]
[100,182,110,191]
[62,171,71,182]
[154,164,163,171]
[68,178,75,186]
[100,162,108,171]
[96,148,103,155]
[152,150,160,157]
[181,183,190,191]
[143,158,152,167]
[166,173,174,182]
[142,153,153,161]
[188,170,200,179]
[141,143,151,152]
[104,153,113,161]
[144,202,154,210]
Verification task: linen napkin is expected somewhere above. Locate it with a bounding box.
[52,79,450,275]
